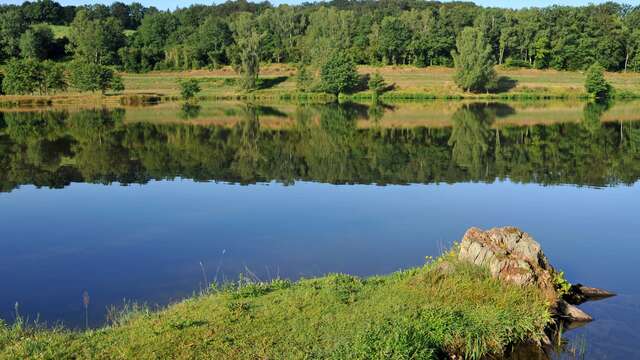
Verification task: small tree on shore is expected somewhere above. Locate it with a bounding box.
[368,72,387,98]
[584,62,611,99]
[320,51,359,96]
[230,13,262,91]
[452,27,497,92]
[179,79,201,101]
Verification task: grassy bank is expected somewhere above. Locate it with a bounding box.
[0,253,551,359]
[1,65,639,107]
[121,65,640,101]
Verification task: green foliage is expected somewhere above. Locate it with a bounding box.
[1,58,65,95]
[40,60,67,94]
[552,271,572,296]
[0,9,28,61]
[584,62,611,99]
[377,16,411,65]
[320,51,359,96]
[296,64,313,92]
[1,58,42,94]
[67,60,116,93]
[367,72,387,96]
[230,13,262,91]
[193,15,232,68]
[19,24,54,60]
[0,2,638,76]
[503,58,531,69]
[452,27,497,92]
[179,79,201,101]
[68,9,126,65]
[110,74,125,93]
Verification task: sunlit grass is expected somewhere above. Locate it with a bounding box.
[0,255,551,359]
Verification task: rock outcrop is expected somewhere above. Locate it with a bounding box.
[457,226,614,324]
[458,226,557,300]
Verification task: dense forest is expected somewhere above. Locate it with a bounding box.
[2,102,640,192]
[1,0,640,75]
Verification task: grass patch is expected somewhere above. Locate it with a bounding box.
[0,254,551,359]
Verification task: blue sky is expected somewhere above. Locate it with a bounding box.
[3,0,639,10]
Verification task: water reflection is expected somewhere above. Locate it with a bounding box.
[2,101,640,193]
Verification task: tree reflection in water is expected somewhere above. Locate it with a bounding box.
[1,101,640,193]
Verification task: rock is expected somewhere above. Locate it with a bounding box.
[458,226,557,300]
[565,284,616,304]
[556,299,593,323]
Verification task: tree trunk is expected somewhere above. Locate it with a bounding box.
[624,51,629,73]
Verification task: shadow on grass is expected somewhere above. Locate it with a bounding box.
[256,76,289,90]
[492,76,518,93]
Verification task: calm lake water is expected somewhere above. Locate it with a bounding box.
[1,100,639,358]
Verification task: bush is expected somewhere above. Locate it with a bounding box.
[584,62,611,99]
[296,65,313,92]
[68,61,117,94]
[41,60,67,94]
[179,79,201,101]
[368,72,387,97]
[1,59,67,95]
[1,58,42,95]
[110,75,125,93]
[320,51,359,96]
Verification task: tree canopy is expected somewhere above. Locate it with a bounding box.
[0,1,639,74]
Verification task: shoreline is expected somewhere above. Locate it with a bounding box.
[0,230,588,360]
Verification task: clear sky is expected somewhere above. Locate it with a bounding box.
[2,0,639,10]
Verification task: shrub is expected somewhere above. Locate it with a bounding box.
[368,72,387,97]
[110,75,125,93]
[584,62,611,99]
[68,61,115,94]
[179,79,201,101]
[40,60,67,94]
[1,58,42,94]
[296,65,313,92]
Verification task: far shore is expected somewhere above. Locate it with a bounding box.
[1,65,640,107]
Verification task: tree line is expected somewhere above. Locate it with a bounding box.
[2,1,640,72]
[2,102,640,192]
[1,1,639,95]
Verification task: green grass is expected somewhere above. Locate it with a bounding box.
[0,253,551,359]
[116,65,640,101]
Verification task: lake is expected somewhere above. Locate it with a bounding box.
[1,100,639,358]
